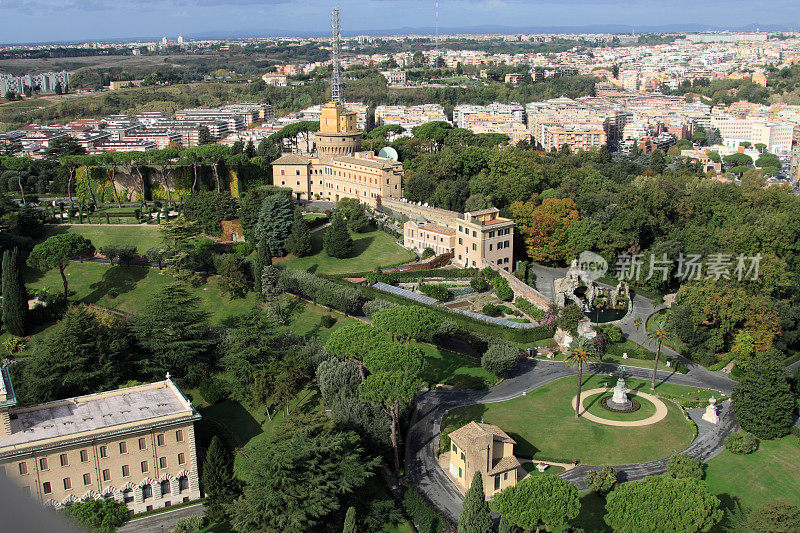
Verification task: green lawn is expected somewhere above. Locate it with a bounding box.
[441,375,697,465]
[705,435,800,510]
[646,309,688,355]
[40,224,162,254]
[276,227,414,274]
[419,345,498,389]
[537,341,674,373]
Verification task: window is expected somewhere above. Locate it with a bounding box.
[280,180,285,185]
[160,480,171,495]
[122,465,130,477]
[141,461,148,473]
[159,457,167,469]
[505,240,510,247]
[280,169,285,175]
[296,181,300,186]
[102,469,110,482]
[458,238,462,245]
[80,450,88,463]
[494,476,500,490]
[119,442,127,455]
[123,489,133,503]
[178,453,186,465]
[142,485,152,500]
[489,231,495,238]
[179,476,189,492]
[458,467,462,478]
[39,458,48,471]
[472,243,477,251]
[42,482,51,495]
[83,473,91,486]
[138,438,146,451]
[157,434,165,447]
[460,452,465,462]
[99,446,107,458]
[497,241,503,250]
[59,454,68,467]
[295,170,300,176]
[63,478,71,490]
[175,430,184,442]
[472,231,476,238]
[489,244,493,251]
[451,443,457,453]
[18,462,27,476]
[503,472,508,481]
[458,225,462,233]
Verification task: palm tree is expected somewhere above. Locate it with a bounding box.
[633,317,642,332]
[646,317,671,390]
[566,337,597,418]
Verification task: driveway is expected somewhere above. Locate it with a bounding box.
[118,504,204,533]
[405,358,737,523]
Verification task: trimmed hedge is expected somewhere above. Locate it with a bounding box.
[401,488,450,533]
[279,268,365,315]
[418,283,452,301]
[361,268,480,284]
[515,296,545,320]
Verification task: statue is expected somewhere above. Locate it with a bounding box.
[607,366,632,410]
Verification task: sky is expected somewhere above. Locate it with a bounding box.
[1,0,800,45]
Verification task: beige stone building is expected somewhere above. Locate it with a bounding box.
[272,101,403,205]
[448,422,521,496]
[389,199,514,271]
[0,369,202,514]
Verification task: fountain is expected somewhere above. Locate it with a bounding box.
[605,366,633,411]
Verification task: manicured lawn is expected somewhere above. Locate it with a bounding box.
[441,375,697,465]
[419,345,498,389]
[646,309,688,354]
[40,224,162,254]
[704,435,800,510]
[276,227,414,274]
[537,345,674,373]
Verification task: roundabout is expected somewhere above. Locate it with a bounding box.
[572,388,669,427]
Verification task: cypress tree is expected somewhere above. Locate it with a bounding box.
[458,471,492,533]
[255,193,294,257]
[285,211,313,258]
[253,235,270,294]
[201,436,241,522]
[498,516,518,533]
[342,506,357,533]
[2,248,27,337]
[323,215,353,259]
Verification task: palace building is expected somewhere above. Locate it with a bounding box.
[0,369,202,514]
[272,101,403,206]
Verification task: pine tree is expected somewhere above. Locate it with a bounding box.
[342,506,357,533]
[324,215,353,259]
[458,471,492,533]
[2,248,27,337]
[253,235,270,294]
[201,436,241,523]
[285,211,313,257]
[732,350,795,439]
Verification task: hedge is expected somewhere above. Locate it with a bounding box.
[401,488,450,533]
[418,283,452,301]
[278,268,365,315]
[360,268,480,284]
[515,297,545,320]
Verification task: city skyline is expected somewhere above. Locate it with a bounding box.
[1,0,800,45]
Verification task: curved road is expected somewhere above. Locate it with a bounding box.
[405,359,737,522]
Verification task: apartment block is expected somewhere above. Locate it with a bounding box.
[0,370,201,514]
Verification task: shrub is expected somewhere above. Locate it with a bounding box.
[172,515,207,533]
[3,336,26,354]
[362,298,397,317]
[482,303,502,317]
[666,453,704,480]
[421,247,435,260]
[558,304,584,335]
[320,314,337,328]
[584,466,617,495]
[514,297,544,320]
[470,276,488,291]
[401,488,448,533]
[199,377,228,405]
[491,276,514,301]
[724,432,758,454]
[481,340,520,378]
[418,283,451,301]
[278,268,365,315]
[600,324,624,343]
[232,242,254,256]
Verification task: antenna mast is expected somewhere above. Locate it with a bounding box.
[331,7,343,104]
[434,0,439,66]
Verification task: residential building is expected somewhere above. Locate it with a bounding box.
[711,115,794,153]
[447,422,521,497]
[388,199,514,270]
[108,80,144,91]
[0,369,201,514]
[262,73,288,87]
[380,69,407,86]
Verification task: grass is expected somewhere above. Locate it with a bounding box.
[537,341,674,373]
[276,227,414,274]
[418,344,498,389]
[40,224,162,254]
[440,374,698,465]
[645,309,688,355]
[704,435,800,510]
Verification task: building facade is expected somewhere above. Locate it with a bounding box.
[447,422,521,497]
[0,370,201,514]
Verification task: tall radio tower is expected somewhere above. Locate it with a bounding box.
[434,0,439,66]
[330,7,343,104]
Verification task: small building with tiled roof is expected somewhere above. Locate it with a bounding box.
[447,421,522,497]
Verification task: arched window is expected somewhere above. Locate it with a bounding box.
[178,476,189,492]
[161,480,171,496]
[122,489,133,503]
[142,484,152,500]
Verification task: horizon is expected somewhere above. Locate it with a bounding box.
[1,0,800,46]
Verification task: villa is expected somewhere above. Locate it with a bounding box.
[447,421,522,497]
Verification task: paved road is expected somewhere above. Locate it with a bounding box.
[118,504,204,533]
[405,358,733,523]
